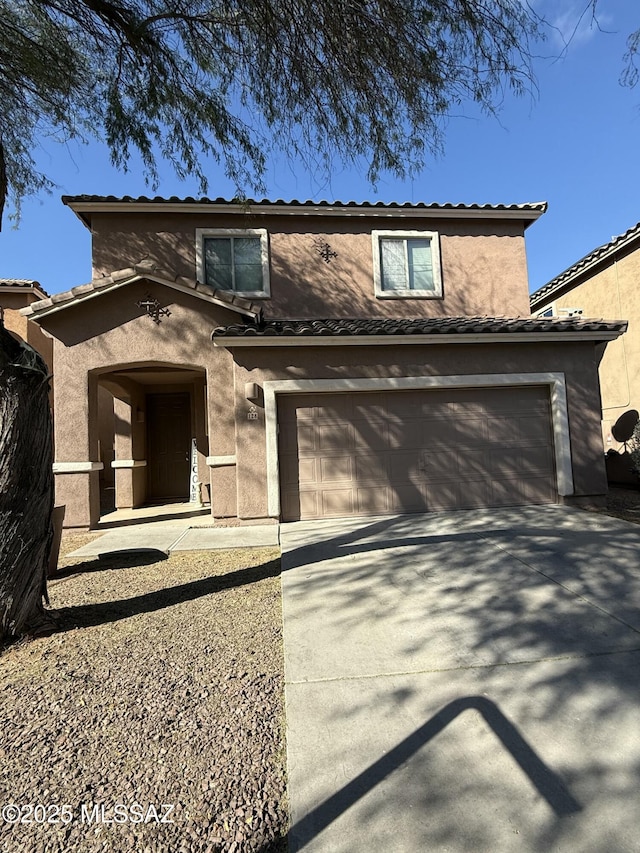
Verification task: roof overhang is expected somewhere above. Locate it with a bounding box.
[62,196,547,230]
[212,330,624,347]
[0,283,49,300]
[20,263,262,323]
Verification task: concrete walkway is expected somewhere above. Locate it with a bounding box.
[280,505,640,852]
[66,505,279,557]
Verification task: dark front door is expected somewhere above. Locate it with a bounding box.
[146,392,191,501]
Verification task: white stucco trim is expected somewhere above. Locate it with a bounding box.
[53,462,104,473]
[263,373,574,518]
[213,331,622,347]
[206,455,237,467]
[111,459,147,469]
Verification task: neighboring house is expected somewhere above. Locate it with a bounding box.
[21,196,626,529]
[0,279,53,373]
[530,221,640,456]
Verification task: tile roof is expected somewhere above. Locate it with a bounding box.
[212,316,627,340]
[0,279,49,297]
[20,261,262,321]
[530,220,640,309]
[62,196,547,229]
[63,195,548,214]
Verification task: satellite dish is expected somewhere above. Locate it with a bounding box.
[611,410,639,443]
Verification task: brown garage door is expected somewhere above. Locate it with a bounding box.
[278,387,557,521]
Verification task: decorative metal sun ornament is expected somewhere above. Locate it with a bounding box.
[136,294,171,324]
[315,241,338,264]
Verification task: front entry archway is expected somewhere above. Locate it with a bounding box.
[94,362,208,519]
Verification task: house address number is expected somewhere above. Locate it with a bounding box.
[247,405,258,421]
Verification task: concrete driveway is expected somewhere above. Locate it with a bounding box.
[280,505,640,852]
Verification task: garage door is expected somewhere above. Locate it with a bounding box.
[278,387,557,521]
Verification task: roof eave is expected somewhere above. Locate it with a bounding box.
[212,330,625,347]
[63,198,547,229]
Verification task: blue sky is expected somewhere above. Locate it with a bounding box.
[1,0,639,298]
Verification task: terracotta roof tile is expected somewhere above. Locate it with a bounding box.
[21,263,262,321]
[0,279,49,297]
[212,316,627,339]
[62,195,548,215]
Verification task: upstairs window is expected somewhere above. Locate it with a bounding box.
[196,228,270,298]
[372,230,442,298]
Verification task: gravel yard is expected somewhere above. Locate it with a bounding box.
[0,536,288,853]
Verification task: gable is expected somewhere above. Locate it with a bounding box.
[20,261,262,324]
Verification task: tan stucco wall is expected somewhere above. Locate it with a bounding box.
[37,273,606,526]
[89,212,532,318]
[42,281,242,525]
[535,244,640,450]
[226,340,606,520]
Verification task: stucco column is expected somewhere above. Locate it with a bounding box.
[206,349,237,518]
[53,364,102,528]
[112,391,148,509]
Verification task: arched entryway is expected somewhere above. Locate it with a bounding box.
[93,362,209,519]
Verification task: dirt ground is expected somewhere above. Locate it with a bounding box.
[1,542,287,853]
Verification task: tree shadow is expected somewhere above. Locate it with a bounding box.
[289,695,581,851]
[49,558,281,633]
[281,506,640,849]
[52,549,169,580]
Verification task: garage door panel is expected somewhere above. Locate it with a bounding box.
[387,420,424,450]
[353,422,389,451]
[389,485,429,512]
[451,418,488,446]
[297,491,319,518]
[518,417,553,442]
[492,446,554,477]
[296,425,317,452]
[353,399,388,419]
[322,489,354,516]
[319,455,353,482]
[315,396,354,420]
[464,450,491,480]
[355,454,389,481]
[278,387,557,521]
[356,487,389,514]
[421,419,452,444]
[388,451,424,482]
[281,455,315,485]
[425,483,460,511]
[318,424,353,451]
[457,480,492,509]
[422,451,460,480]
[491,476,555,506]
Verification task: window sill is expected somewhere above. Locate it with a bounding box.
[212,290,271,299]
[375,291,443,300]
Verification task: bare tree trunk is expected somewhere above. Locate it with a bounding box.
[0,140,6,232]
[0,314,55,641]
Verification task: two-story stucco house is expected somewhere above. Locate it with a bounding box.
[21,196,626,529]
[530,221,640,459]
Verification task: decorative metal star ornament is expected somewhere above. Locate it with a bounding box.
[136,294,171,324]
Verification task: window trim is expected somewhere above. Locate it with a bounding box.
[372,229,443,299]
[196,227,271,298]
